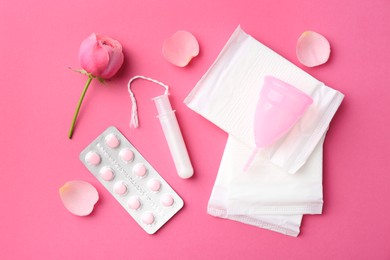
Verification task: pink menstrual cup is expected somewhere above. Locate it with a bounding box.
[244,76,313,171]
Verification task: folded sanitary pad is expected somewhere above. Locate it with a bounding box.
[207,135,323,236]
[184,26,344,236]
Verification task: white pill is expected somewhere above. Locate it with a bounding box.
[127,196,141,210]
[99,167,115,181]
[142,212,155,225]
[85,151,101,166]
[147,179,161,192]
[133,163,147,177]
[119,148,134,163]
[114,181,128,196]
[160,194,174,207]
[105,133,120,148]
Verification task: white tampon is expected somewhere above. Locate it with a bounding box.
[153,95,193,179]
[128,75,194,179]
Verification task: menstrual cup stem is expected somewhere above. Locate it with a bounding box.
[243,148,258,172]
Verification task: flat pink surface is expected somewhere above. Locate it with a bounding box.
[1,0,389,259]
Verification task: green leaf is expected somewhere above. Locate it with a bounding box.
[68,67,89,76]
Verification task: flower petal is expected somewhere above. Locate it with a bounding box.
[96,34,124,79]
[296,31,331,67]
[162,31,199,67]
[59,180,99,216]
[79,33,109,77]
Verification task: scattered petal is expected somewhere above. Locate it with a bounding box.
[162,31,199,67]
[296,31,331,67]
[59,180,99,216]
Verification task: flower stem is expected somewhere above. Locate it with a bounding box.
[68,76,93,139]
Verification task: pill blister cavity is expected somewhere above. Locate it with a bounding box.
[120,148,134,163]
[142,212,155,225]
[160,194,174,207]
[128,195,141,210]
[99,167,115,181]
[148,179,161,192]
[133,163,147,177]
[105,133,120,148]
[85,151,101,166]
[114,181,128,196]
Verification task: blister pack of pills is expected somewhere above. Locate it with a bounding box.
[80,126,184,234]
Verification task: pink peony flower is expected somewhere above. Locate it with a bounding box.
[79,33,124,79]
[68,33,124,139]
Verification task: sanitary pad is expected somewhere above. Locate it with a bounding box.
[184,26,343,236]
[208,135,323,236]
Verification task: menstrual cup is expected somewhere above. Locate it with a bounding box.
[244,76,313,171]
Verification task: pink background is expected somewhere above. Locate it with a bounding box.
[1,0,389,259]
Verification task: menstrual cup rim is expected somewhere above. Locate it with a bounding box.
[263,76,313,106]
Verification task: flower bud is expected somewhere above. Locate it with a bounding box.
[79,33,124,79]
